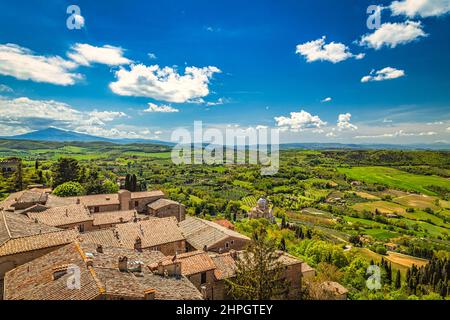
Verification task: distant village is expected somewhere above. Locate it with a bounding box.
[0,178,348,300]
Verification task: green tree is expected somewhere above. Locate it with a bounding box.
[13,160,23,191]
[52,158,80,187]
[53,182,85,197]
[226,229,289,300]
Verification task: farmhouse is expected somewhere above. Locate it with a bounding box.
[248,197,274,221]
[179,216,251,253]
[0,158,20,174]
[3,242,203,300]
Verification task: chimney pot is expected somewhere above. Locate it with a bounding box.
[118,256,128,272]
[134,237,142,252]
[96,245,103,253]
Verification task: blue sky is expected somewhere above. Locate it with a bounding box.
[0,0,449,143]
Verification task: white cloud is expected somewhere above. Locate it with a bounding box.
[390,0,450,18]
[321,97,332,103]
[147,53,157,60]
[355,130,437,138]
[0,96,130,136]
[88,110,127,122]
[206,97,229,106]
[275,110,327,131]
[67,43,132,66]
[326,131,337,137]
[144,102,179,113]
[0,43,81,85]
[109,64,221,103]
[295,36,365,63]
[337,113,358,131]
[0,84,13,93]
[359,21,427,49]
[361,67,405,82]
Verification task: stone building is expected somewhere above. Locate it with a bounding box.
[0,158,20,174]
[24,204,94,232]
[161,251,217,300]
[3,242,203,300]
[45,190,165,214]
[147,198,186,222]
[179,216,251,253]
[208,250,304,300]
[0,210,78,298]
[248,197,274,221]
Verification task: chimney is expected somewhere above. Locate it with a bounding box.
[86,258,94,268]
[76,198,81,205]
[96,245,103,253]
[118,190,131,211]
[144,289,156,300]
[118,256,128,272]
[134,237,142,252]
[119,217,124,223]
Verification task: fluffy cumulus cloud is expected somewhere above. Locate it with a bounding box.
[337,113,358,131]
[296,36,365,63]
[275,110,327,132]
[144,102,179,113]
[0,96,141,138]
[361,67,405,82]
[109,64,221,103]
[67,43,132,66]
[390,0,450,18]
[359,21,427,49]
[0,43,81,85]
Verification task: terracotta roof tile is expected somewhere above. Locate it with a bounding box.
[115,217,185,249]
[4,242,203,300]
[147,198,180,210]
[92,210,137,226]
[27,204,92,227]
[179,216,250,250]
[164,251,216,276]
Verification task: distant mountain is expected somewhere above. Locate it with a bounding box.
[1,128,449,150]
[1,128,175,146]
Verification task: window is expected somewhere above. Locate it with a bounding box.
[200,272,207,284]
[135,201,139,208]
[94,207,100,213]
[79,224,84,233]
[225,242,229,249]
[231,240,234,245]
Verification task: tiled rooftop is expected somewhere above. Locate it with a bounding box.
[179,216,250,250]
[147,198,179,210]
[0,210,79,257]
[92,210,137,226]
[164,251,217,276]
[115,217,185,249]
[4,242,203,300]
[27,204,93,227]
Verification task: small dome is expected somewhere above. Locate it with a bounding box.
[257,197,267,209]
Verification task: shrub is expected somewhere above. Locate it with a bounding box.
[53,182,85,197]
